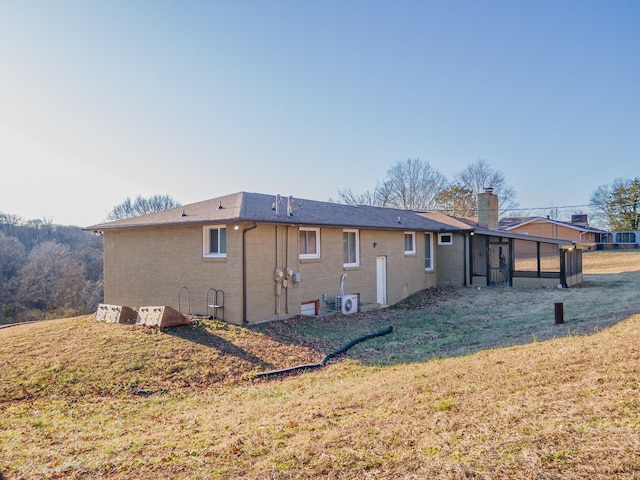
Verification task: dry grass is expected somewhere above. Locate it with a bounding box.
[2,251,640,479]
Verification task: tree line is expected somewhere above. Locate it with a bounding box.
[0,195,181,325]
[0,214,104,324]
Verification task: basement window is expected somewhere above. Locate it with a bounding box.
[203,225,227,258]
[438,233,453,245]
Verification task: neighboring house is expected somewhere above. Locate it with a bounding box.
[86,190,582,325]
[592,230,640,250]
[499,214,607,247]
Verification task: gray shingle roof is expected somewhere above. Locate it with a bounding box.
[86,191,473,232]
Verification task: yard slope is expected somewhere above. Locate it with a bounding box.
[1,250,640,479]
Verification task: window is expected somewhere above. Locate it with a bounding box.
[299,227,320,259]
[616,232,636,243]
[404,232,416,255]
[343,229,359,267]
[438,233,453,245]
[203,226,227,258]
[425,233,434,270]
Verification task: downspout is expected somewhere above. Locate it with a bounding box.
[463,233,468,287]
[508,238,514,287]
[285,225,290,314]
[242,222,258,325]
[468,232,474,286]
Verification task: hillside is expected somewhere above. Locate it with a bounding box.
[1,250,640,479]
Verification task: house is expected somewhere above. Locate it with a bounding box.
[86,190,582,326]
[595,231,640,249]
[499,214,640,250]
[87,192,473,325]
[499,214,607,247]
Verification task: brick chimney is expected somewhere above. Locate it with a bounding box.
[477,188,499,229]
[570,214,588,227]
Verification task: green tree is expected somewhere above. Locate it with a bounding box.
[433,184,476,217]
[590,178,640,230]
[107,194,181,221]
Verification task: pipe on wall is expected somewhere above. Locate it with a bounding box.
[242,222,258,324]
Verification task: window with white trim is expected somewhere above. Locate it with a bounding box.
[299,227,320,259]
[404,232,416,255]
[438,233,453,245]
[425,233,434,270]
[343,229,359,267]
[203,225,227,258]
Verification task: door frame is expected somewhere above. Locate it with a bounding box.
[376,256,387,306]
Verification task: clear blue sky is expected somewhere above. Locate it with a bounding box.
[1,0,638,227]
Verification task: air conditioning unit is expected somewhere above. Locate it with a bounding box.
[335,294,358,314]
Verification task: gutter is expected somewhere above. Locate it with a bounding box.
[242,222,258,325]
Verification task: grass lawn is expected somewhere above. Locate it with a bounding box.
[1,250,640,479]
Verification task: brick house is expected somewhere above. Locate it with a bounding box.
[87,190,582,325]
[499,214,607,247]
[87,192,474,325]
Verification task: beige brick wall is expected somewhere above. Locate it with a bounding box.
[103,223,448,325]
[245,226,438,323]
[435,232,468,286]
[104,224,245,324]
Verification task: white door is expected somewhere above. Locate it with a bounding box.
[376,256,387,306]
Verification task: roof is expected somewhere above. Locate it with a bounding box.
[86,192,475,233]
[445,215,575,246]
[473,227,574,246]
[499,216,607,233]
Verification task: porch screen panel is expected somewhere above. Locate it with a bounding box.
[540,243,560,272]
[513,239,537,272]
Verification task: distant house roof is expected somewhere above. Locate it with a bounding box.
[473,227,574,246]
[451,216,575,246]
[86,192,475,233]
[499,216,607,234]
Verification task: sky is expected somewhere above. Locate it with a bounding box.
[0,0,638,227]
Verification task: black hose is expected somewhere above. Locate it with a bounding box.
[256,325,393,378]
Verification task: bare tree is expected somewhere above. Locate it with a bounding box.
[379,159,448,210]
[17,241,89,315]
[453,159,517,215]
[337,159,447,211]
[107,194,181,221]
[335,188,378,206]
[0,232,26,316]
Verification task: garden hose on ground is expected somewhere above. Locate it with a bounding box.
[256,325,393,378]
